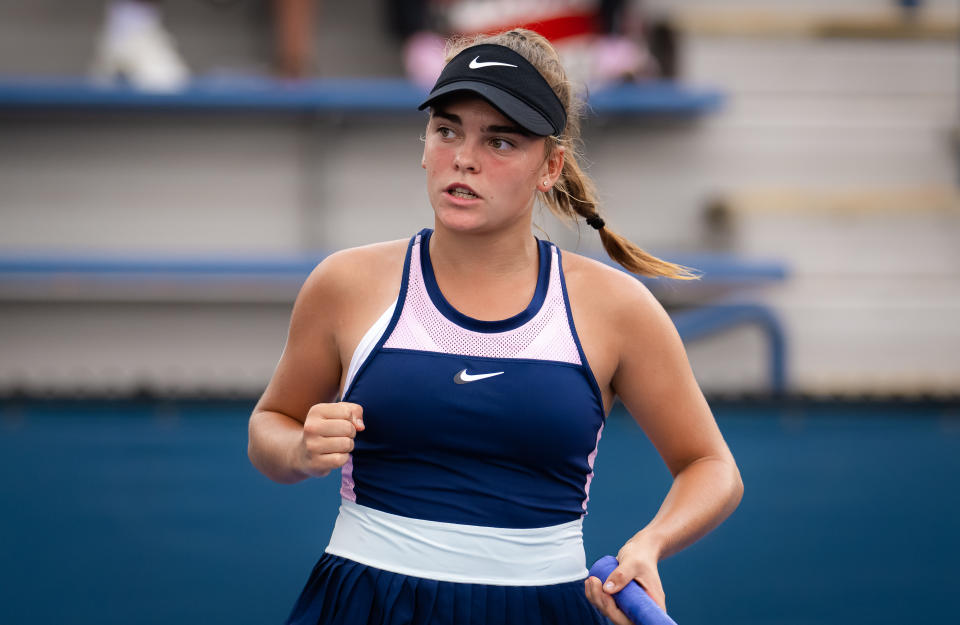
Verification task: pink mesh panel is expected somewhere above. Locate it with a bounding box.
[340,455,356,502]
[383,235,581,364]
[581,422,605,513]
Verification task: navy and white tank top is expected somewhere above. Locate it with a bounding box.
[325,228,606,586]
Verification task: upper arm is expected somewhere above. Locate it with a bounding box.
[253,253,348,424]
[609,279,734,477]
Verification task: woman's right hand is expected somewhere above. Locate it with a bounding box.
[293,402,365,478]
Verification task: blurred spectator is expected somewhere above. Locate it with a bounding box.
[91,0,189,92]
[387,0,675,88]
[273,0,315,79]
[90,0,315,88]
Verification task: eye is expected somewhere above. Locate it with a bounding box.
[436,126,456,139]
[490,137,515,151]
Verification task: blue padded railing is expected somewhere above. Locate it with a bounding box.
[0,76,724,115]
[636,252,788,286]
[671,300,788,394]
[0,254,323,276]
[0,251,784,282]
[0,250,788,392]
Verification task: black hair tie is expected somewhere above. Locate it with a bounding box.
[586,214,605,230]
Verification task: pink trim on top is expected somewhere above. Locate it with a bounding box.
[339,456,356,502]
[383,235,581,364]
[581,422,605,513]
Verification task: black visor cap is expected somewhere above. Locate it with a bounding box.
[418,44,566,137]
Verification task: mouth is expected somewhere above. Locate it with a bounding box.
[444,183,480,200]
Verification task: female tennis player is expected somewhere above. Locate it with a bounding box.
[248,28,743,625]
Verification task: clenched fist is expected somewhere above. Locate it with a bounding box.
[294,402,365,478]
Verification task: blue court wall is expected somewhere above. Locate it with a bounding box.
[1,399,957,624]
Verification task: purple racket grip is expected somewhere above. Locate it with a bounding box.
[588,556,678,625]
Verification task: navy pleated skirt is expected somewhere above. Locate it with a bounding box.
[286,553,607,625]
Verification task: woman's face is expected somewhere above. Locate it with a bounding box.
[422,94,560,234]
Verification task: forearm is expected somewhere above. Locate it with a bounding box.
[632,456,743,560]
[247,409,312,484]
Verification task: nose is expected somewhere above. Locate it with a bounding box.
[453,141,479,173]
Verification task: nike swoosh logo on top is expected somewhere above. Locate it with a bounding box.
[469,57,518,69]
[454,369,504,384]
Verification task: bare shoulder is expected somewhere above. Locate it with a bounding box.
[559,250,665,327]
[561,250,707,454]
[309,238,407,285]
[558,250,679,411]
[330,238,409,269]
[298,238,408,305]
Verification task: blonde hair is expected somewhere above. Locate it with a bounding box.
[442,29,699,280]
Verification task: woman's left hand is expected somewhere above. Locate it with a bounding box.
[584,535,665,623]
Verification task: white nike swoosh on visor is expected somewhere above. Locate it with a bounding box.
[468,57,518,69]
[454,369,504,384]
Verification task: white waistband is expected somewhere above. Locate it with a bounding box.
[325,500,588,586]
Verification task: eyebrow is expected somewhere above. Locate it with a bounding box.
[431,108,531,137]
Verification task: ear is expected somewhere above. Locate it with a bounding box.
[539,145,565,191]
[548,145,565,181]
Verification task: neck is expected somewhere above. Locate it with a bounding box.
[429,218,539,279]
